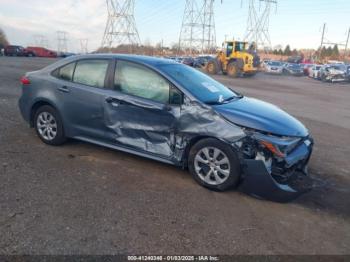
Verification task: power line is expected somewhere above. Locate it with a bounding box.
[319,23,350,58]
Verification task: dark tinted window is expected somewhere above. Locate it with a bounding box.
[114,60,170,104]
[73,60,109,88]
[56,62,76,81]
[159,64,238,104]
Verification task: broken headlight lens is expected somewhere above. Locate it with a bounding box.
[251,132,301,158]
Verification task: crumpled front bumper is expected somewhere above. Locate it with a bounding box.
[239,139,313,202]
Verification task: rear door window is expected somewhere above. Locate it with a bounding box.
[56,62,76,81]
[73,59,109,88]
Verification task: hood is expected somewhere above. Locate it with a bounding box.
[328,68,345,75]
[213,96,308,137]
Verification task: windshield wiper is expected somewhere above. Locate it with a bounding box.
[205,94,243,105]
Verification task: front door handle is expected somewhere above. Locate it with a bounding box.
[58,86,70,93]
[106,97,121,103]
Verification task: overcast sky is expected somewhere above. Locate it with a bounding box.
[1,0,350,52]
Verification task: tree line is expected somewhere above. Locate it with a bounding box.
[0,28,9,49]
[271,43,340,59]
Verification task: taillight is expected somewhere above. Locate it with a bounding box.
[20,76,31,85]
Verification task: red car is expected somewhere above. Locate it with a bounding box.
[26,47,57,58]
[4,45,36,57]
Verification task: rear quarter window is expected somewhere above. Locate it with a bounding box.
[52,62,76,81]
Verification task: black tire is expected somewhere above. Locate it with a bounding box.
[34,105,66,146]
[188,138,241,191]
[206,60,219,74]
[227,62,240,78]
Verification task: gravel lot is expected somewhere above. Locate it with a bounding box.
[0,57,349,255]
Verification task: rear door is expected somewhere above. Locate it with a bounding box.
[53,58,113,141]
[103,60,183,158]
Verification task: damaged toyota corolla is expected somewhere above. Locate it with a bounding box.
[19,54,314,202]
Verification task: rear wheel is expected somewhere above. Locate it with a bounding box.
[206,60,219,74]
[34,105,66,145]
[188,138,241,191]
[227,62,240,78]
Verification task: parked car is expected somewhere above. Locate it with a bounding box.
[302,64,314,76]
[283,63,303,76]
[346,65,350,81]
[193,56,212,68]
[18,54,313,202]
[265,61,284,74]
[261,59,270,70]
[182,57,195,67]
[319,64,347,83]
[26,47,57,58]
[308,65,322,79]
[4,45,36,57]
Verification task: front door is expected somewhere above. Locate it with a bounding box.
[103,60,183,158]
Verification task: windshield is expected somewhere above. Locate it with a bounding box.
[160,64,239,104]
[332,65,346,71]
[235,42,246,52]
[288,64,301,69]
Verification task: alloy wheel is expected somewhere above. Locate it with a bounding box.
[36,112,58,141]
[194,147,231,185]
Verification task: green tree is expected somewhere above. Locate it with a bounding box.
[284,45,291,56]
[291,49,298,56]
[0,28,9,49]
[326,46,333,57]
[332,44,339,58]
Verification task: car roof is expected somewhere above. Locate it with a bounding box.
[69,54,178,67]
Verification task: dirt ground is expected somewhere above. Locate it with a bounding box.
[0,57,349,255]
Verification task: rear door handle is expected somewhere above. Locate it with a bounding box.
[58,86,70,93]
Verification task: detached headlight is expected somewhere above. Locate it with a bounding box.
[251,132,301,158]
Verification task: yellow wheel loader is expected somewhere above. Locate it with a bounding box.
[206,41,260,78]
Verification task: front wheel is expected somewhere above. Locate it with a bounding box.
[206,60,219,74]
[188,138,241,191]
[227,62,240,78]
[34,105,66,145]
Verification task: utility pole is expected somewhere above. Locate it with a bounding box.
[101,0,140,50]
[178,0,216,55]
[320,23,326,48]
[57,31,68,54]
[318,23,350,60]
[244,0,277,51]
[344,27,350,58]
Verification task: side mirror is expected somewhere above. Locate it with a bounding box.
[169,85,184,105]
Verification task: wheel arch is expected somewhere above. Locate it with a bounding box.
[182,135,228,168]
[30,99,60,127]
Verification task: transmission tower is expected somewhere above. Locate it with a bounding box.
[33,35,49,48]
[244,0,277,50]
[178,0,216,55]
[79,39,89,54]
[101,0,140,48]
[57,31,68,53]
